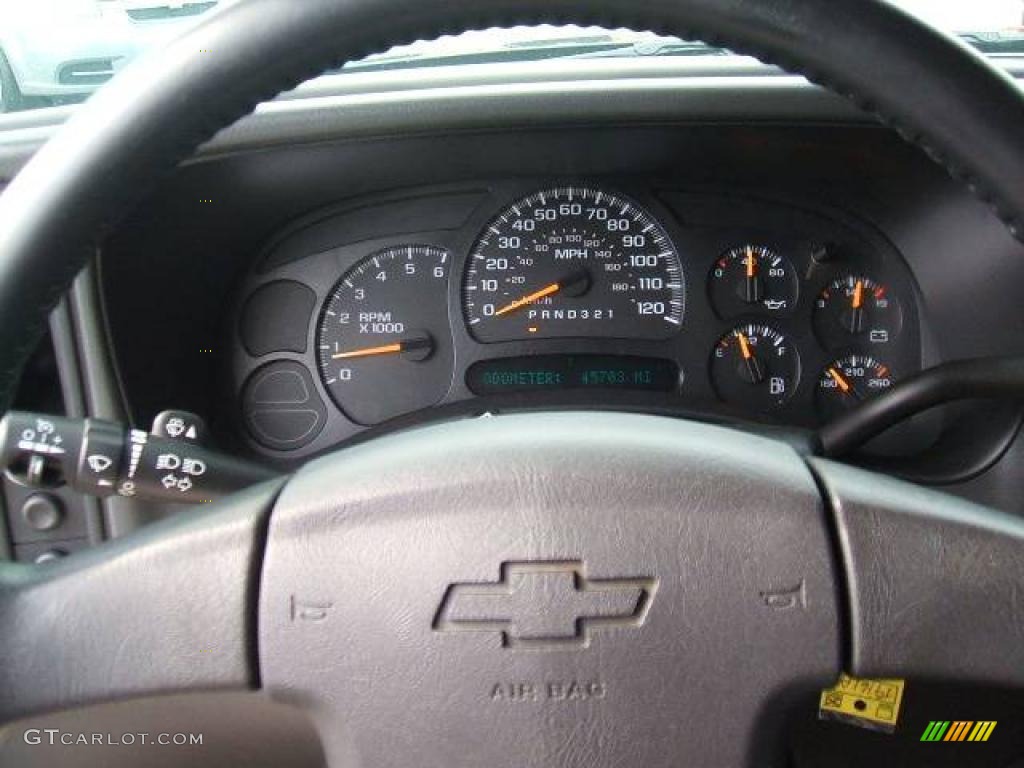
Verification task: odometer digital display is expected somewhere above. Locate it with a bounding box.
[466,355,680,395]
[462,186,685,342]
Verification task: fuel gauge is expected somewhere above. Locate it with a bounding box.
[710,323,800,411]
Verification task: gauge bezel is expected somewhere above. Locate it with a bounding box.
[815,354,896,421]
[461,185,686,343]
[708,244,800,320]
[314,244,455,426]
[813,274,904,351]
[710,322,802,411]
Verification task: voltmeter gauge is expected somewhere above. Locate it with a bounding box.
[814,275,902,350]
[817,355,895,421]
[710,323,800,411]
[317,245,453,426]
[708,245,798,318]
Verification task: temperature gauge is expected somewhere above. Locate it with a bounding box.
[708,245,798,318]
[817,355,895,421]
[814,275,902,349]
[710,323,800,411]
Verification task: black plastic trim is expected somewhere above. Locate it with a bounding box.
[47,295,106,544]
[69,263,155,540]
[0,57,1017,183]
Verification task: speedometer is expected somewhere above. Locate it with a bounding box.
[463,187,685,341]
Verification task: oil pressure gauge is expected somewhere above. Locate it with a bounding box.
[708,245,798,318]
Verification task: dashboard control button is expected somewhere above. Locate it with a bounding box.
[0,410,275,503]
[25,454,50,487]
[21,494,63,532]
[77,419,124,495]
[151,410,208,443]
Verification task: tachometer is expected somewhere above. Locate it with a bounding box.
[316,245,452,426]
[463,187,685,341]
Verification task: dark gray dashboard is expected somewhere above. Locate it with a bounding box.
[0,62,1017,499]
[92,121,1024,488]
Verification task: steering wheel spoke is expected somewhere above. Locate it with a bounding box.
[0,480,283,722]
[811,459,1024,687]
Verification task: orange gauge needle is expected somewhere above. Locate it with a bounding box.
[332,343,402,360]
[493,282,561,317]
[827,367,851,393]
[827,366,865,402]
[735,331,764,384]
[852,279,864,310]
[737,332,754,360]
[742,246,761,303]
[846,279,867,334]
[332,335,433,361]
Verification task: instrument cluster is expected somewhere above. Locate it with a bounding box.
[230,181,922,458]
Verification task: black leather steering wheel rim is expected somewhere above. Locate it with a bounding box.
[2,3,1024,766]
[0,0,1023,411]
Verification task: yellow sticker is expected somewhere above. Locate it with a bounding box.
[819,673,905,733]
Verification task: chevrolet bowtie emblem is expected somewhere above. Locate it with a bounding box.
[433,561,657,649]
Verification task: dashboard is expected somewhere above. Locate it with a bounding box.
[81,114,1024,494]
[229,179,922,459]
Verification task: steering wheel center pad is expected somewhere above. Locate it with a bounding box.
[259,413,839,767]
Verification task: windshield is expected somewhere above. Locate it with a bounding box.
[1,0,1022,115]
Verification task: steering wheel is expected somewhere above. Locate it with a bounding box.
[2,1,1024,765]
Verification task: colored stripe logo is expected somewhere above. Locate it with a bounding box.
[921,721,997,742]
